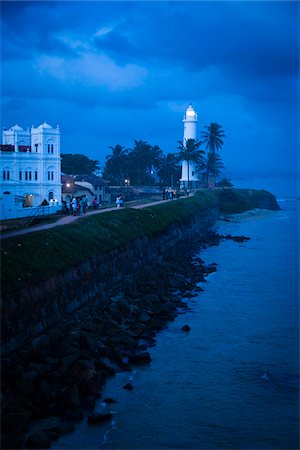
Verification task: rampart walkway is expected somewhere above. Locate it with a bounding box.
[0,197,185,240]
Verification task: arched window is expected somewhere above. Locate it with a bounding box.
[48,192,54,201]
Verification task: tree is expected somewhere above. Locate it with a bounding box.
[202,151,224,188]
[156,153,181,187]
[201,123,226,155]
[61,154,100,175]
[177,138,205,189]
[216,177,233,188]
[103,144,129,185]
[128,140,163,185]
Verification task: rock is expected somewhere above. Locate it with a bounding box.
[123,382,134,391]
[1,405,31,434]
[102,397,117,404]
[54,421,75,434]
[31,335,50,354]
[87,412,113,425]
[79,375,102,397]
[95,358,116,375]
[26,430,57,449]
[65,407,84,422]
[83,396,96,411]
[61,384,81,408]
[15,370,40,396]
[71,359,96,383]
[181,325,191,332]
[144,294,160,304]
[79,331,96,352]
[129,351,151,365]
[137,311,152,323]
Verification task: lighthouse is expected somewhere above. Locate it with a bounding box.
[180,104,200,189]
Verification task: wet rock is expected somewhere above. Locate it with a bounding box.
[65,407,84,422]
[129,351,151,365]
[83,396,97,411]
[71,359,96,383]
[1,404,31,435]
[123,382,134,390]
[95,357,116,375]
[15,370,40,396]
[102,397,117,404]
[54,421,75,434]
[61,384,81,408]
[31,335,50,355]
[79,375,102,397]
[87,412,113,424]
[26,430,58,449]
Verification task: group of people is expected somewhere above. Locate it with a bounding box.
[162,189,180,200]
[64,195,88,216]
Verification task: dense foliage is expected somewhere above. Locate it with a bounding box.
[103,122,226,187]
[61,154,100,175]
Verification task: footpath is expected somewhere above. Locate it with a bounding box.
[0,198,179,240]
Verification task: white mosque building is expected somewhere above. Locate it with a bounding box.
[0,123,62,220]
[179,104,201,189]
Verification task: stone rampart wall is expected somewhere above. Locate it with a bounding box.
[2,207,218,355]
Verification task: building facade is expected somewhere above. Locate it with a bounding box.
[62,174,111,205]
[0,123,62,219]
[180,104,201,189]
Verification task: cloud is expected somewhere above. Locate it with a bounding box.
[35,52,148,90]
[1,1,298,175]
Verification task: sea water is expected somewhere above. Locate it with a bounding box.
[53,188,299,450]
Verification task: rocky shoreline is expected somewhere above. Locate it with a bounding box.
[1,230,250,449]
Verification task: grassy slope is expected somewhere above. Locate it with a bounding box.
[1,188,278,294]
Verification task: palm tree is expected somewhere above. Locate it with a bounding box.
[201,123,226,155]
[203,151,225,188]
[156,153,181,187]
[177,138,205,189]
[104,144,128,185]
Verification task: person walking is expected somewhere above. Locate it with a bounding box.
[72,197,77,216]
[82,195,88,214]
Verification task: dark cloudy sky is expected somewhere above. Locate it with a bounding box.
[1,1,299,176]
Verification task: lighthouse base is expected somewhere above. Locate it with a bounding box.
[179,180,202,190]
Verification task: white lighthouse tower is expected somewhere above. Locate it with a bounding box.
[180,104,200,189]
